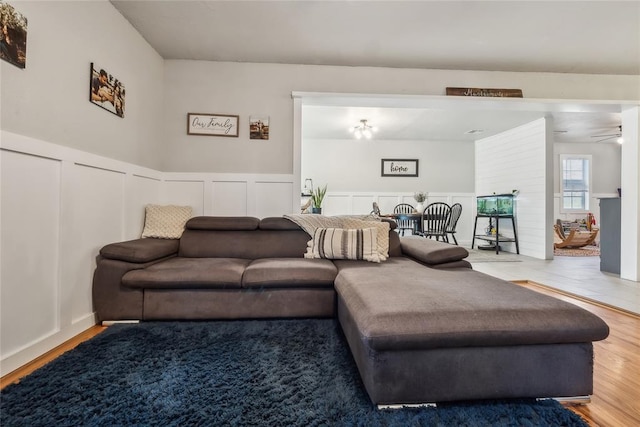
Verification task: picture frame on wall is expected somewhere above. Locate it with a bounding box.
[89,63,125,118]
[187,113,239,137]
[381,159,419,177]
[0,2,28,69]
[249,116,269,140]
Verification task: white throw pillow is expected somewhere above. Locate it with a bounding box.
[141,204,192,239]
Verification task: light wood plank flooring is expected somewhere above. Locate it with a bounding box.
[519,281,640,427]
[1,284,638,427]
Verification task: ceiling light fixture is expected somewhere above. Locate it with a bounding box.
[350,119,377,139]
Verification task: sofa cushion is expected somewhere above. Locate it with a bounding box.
[400,236,468,265]
[179,229,310,258]
[305,228,381,263]
[334,258,609,351]
[341,218,391,261]
[259,217,303,230]
[122,257,251,289]
[242,258,337,289]
[100,238,179,263]
[141,204,192,239]
[186,216,260,231]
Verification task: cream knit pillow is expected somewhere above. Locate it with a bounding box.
[141,204,192,239]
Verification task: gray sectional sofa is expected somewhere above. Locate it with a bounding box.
[92,215,609,405]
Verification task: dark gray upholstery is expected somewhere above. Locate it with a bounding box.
[92,215,609,405]
[243,258,337,289]
[143,288,336,319]
[186,216,260,230]
[334,258,609,404]
[339,299,596,404]
[400,236,468,265]
[123,257,251,289]
[179,229,310,258]
[335,260,608,351]
[100,238,179,263]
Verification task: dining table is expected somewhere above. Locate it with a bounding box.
[380,212,424,235]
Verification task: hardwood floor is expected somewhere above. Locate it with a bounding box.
[0,325,107,390]
[518,281,640,427]
[2,285,638,427]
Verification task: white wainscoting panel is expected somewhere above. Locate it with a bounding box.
[211,181,248,216]
[1,150,61,361]
[127,174,163,239]
[0,131,163,375]
[63,164,126,324]
[255,182,293,218]
[163,180,206,216]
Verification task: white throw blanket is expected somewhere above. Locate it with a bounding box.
[284,214,390,261]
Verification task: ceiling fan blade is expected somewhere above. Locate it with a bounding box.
[591,133,619,138]
[595,135,618,143]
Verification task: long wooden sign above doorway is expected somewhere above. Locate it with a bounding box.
[446,87,523,98]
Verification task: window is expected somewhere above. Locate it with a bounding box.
[560,155,591,212]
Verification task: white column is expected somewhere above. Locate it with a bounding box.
[620,107,640,282]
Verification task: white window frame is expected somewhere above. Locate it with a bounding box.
[560,154,592,214]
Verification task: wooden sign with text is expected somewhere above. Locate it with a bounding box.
[446,87,523,98]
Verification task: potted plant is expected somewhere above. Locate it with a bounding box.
[311,185,327,214]
[414,191,427,212]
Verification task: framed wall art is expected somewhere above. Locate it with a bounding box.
[187,113,239,137]
[0,2,28,69]
[249,116,269,140]
[381,159,419,177]
[89,63,125,117]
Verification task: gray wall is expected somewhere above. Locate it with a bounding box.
[1,1,165,169]
[554,142,622,194]
[302,138,475,193]
[162,60,640,174]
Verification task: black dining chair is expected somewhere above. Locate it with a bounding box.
[393,203,415,235]
[422,202,451,242]
[446,203,463,245]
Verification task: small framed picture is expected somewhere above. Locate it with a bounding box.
[187,113,239,137]
[0,2,28,69]
[249,116,269,140]
[89,63,125,118]
[381,159,419,177]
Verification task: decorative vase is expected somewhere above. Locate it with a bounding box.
[312,207,322,214]
[415,202,424,213]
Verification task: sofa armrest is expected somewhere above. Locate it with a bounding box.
[100,238,179,263]
[92,253,176,322]
[400,236,468,265]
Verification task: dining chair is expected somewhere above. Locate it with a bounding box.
[446,203,463,245]
[393,203,415,235]
[422,202,451,242]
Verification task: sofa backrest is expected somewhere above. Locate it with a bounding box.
[179,216,403,259]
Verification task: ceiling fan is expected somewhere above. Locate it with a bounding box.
[591,125,622,143]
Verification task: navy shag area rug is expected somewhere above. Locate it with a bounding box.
[1,319,588,426]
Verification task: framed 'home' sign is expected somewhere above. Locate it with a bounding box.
[381,159,419,177]
[187,113,239,137]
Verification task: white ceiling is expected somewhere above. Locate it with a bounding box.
[111,0,638,142]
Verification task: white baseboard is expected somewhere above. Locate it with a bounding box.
[0,313,97,377]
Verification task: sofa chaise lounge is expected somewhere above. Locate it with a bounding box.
[93,216,609,405]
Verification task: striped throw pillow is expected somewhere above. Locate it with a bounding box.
[305,228,380,263]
